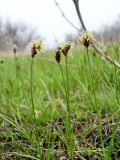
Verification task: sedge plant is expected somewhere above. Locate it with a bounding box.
[55,42,74,159]
[12,44,19,78]
[12,43,24,122]
[0,59,4,110]
[12,44,22,96]
[79,31,105,156]
[29,39,44,159]
[79,31,98,110]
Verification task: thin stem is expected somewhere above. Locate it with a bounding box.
[54,0,80,32]
[14,54,18,79]
[59,63,67,95]
[59,58,72,158]
[114,64,119,106]
[111,42,120,62]
[30,57,42,159]
[86,49,97,110]
[30,58,36,125]
[59,61,71,135]
[65,56,71,135]
[72,0,86,30]
[111,43,120,105]
[65,56,73,159]
[106,114,120,159]
[14,54,23,101]
[86,48,104,152]
[0,68,3,111]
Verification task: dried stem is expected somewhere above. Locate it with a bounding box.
[91,43,120,68]
[54,0,80,32]
[72,0,120,69]
[72,0,86,30]
[54,0,120,68]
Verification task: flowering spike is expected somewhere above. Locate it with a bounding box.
[28,40,44,58]
[55,47,61,63]
[59,41,74,56]
[79,31,94,48]
[12,44,18,55]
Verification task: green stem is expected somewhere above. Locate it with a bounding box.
[86,48,104,152]
[111,42,119,62]
[59,63,67,95]
[86,49,97,110]
[65,56,73,159]
[113,58,119,106]
[103,54,119,159]
[30,57,42,159]
[111,43,119,106]
[14,54,23,99]
[59,58,72,158]
[0,68,3,111]
[30,58,36,125]
[14,54,18,79]
[65,56,71,135]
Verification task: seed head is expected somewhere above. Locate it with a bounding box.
[29,39,44,58]
[12,44,17,55]
[55,47,61,63]
[59,41,74,56]
[79,31,94,48]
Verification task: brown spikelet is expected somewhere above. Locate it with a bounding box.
[60,42,73,56]
[82,38,90,48]
[62,44,71,56]
[31,45,37,58]
[28,40,44,58]
[79,31,94,48]
[55,48,61,63]
[12,44,18,55]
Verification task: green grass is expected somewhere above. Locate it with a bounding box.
[0,47,120,159]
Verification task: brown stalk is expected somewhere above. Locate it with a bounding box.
[72,0,120,68]
[55,0,120,68]
[54,0,80,32]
